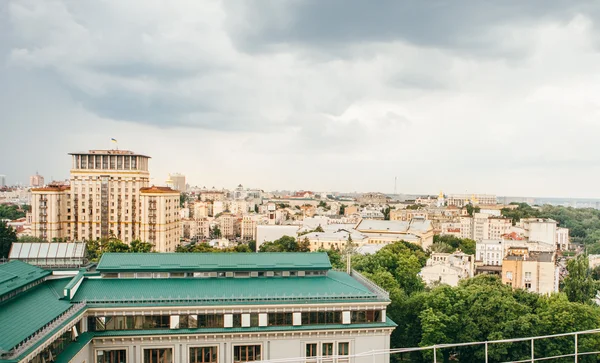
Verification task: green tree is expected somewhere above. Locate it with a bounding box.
[433,235,476,255]
[0,205,25,220]
[298,237,311,252]
[17,235,47,242]
[339,204,346,215]
[465,204,481,216]
[0,221,17,258]
[102,238,130,253]
[86,239,101,262]
[210,225,222,239]
[129,240,154,252]
[259,235,299,252]
[248,240,256,252]
[562,255,595,304]
[383,206,391,220]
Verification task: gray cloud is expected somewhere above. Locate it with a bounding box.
[225,1,599,56]
[2,0,600,197]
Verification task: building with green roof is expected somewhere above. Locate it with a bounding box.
[0,252,395,363]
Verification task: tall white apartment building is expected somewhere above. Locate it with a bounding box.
[30,150,180,251]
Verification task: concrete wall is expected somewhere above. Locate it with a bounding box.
[88,331,391,363]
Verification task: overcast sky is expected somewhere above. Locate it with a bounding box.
[2,1,600,197]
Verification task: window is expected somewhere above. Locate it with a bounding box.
[232,314,242,328]
[179,315,198,329]
[351,310,381,324]
[338,342,350,363]
[189,347,217,363]
[305,343,318,362]
[249,313,259,327]
[268,312,293,326]
[506,271,513,280]
[144,348,172,363]
[234,345,261,363]
[198,314,223,328]
[302,312,343,325]
[525,283,532,289]
[525,272,532,281]
[322,343,334,361]
[97,349,127,363]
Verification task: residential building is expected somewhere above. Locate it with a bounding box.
[414,196,438,207]
[240,215,258,241]
[344,205,359,216]
[30,185,70,241]
[357,192,390,205]
[198,188,227,202]
[488,217,512,240]
[216,213,240,239]
[0,253,395,363]
[419,251,474,287]
[354,218,434,250]
[476,239,555,268]
[440,214,511,241]
[390,209,428,221]
[29,173,45,188]
[517,218,557,245]
[0,175,5,187]
[556,227,570,251]
[446,194,497,207]
[169,173,186,192]
[501,247,557,294]
[30,149,180,251]
[476,240,504,266]
[359,208,384,220]
[139,186,182,252]
[192,201,212,218]
[302,228,368,251]
[181,217,211,241]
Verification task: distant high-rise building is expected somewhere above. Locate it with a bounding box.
[169,173,186,192]
[29,172,45,187]
[30,149,181,251]
[0,175,5,187]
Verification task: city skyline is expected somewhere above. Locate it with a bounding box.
[3,2,600,197]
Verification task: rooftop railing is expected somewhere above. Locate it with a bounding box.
[350,269,390,300]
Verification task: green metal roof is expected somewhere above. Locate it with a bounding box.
[54,332,94,363]
[0,278,72,352]
[96,252,332,272]
[72,271,385,304]
[0,260,50,298]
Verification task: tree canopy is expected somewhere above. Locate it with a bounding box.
[258,235,310,252]
[0,204,26,220]
[432,235,476,255]
[0,221,17,258]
